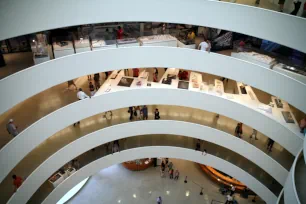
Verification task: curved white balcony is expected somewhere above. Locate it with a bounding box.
[0,0,305,53]
[1,47,306,116]
[8,120,286,204]
[10,134,278,204]
[0,88,302,185]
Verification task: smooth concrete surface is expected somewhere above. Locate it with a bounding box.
[294,153,306,204]
[66,159,265,204]
[9,120,287,204]
[1,47,306,116]
[1,0,305,53]
[39,146,277,204]
[0,87,301,185]
[0,104,294,204]
[276,189,284,204]
[284,149,302,204]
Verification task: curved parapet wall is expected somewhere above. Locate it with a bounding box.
[0,0,306,53]
[8,120,287,204]
[40,147,277,204]
[284,149,302,204]
[1,47,306,116]
[0,88,302,184]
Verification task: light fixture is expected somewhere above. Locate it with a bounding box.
[32,40,35,42]
[133,194,136,198]
[166,191,170,195]
[118,200,121,203]
[149,191,152,194]
[185,191,190,197]
[217,178,220,181]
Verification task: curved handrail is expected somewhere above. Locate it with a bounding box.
[1,47,306,116]
[276,189,284,204]
[0,0,305,53]
[284,148,302,204]
[0,88,302,184]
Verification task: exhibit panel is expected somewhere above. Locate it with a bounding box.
[0,87,303,184]
[1,0,305,53]
[40,147,277,204]
[1,47,306,116]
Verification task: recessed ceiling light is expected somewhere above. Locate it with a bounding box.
[166,191,170,195]
[118,200,121,203]
[133,194,136,198]
[185,191,190,197]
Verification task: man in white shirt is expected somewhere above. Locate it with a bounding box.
[225,194,233,204]
[74,88,90,126]
[198,40,211,52]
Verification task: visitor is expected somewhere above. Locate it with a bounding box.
[187,30,195,41]
[112,140,120,154]
[135,106,141,120]
[225,194,233,204]
[153,68,158,82]
[299,118,306,133]
[237,40,245,52]
[89,81,95,96]
[267,138,275,152]
[160,166,165,177]
[154,109,160,120]
[178,70,188,80]
[157,196,162,204]
[74,88,90,126]
[165,158,169,166]
[235,123,243,138]
[291,0,301,15]
[202,149,207,156]
[67,80,77,90]
[104,28,112,40]
[230,185,235,196]
[12,174,23,192]
[161,161,166,170]
[6,119,18,137]
[169,169,174,179]
[133,68,139,77]
[255,0,260,5]
[87,75,92,81]
[72,159,80,170]
[128,107,134,121]
[141,105,148,120]
[116,26,124,39]
[279,0,285,12]
[249,129,258,140]
[93,73,100,90]
[168,161,173,171]
[198,39,211,52]
[195,139,201,151]
[174,169,180,180]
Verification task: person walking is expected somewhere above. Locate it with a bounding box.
[279,0,286,12]
[225,194,233,204]
[6,119,18,137]
[74,88,90,126]
[93,73,100,90]
[112,140,120,154]
[89,81,95,96]
[235,123,243,138]
[174,169,180,180]
[249,129,258,140]
[195,139,201,151]
[154,108,160,120]
[12,175,23,192]
[157,196,162,204]
[116,26,124,39]
[168,161,173,172]
[267,138,275,152]
[128,106,134,121]
[169,169,174,179]
[141,105,148,120]
[230,185,236,196]
[198,39,210,52]
[135,106,141,120]
[299,118,306,133]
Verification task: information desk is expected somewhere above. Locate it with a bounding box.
[200,164,246,191]
[53,41,75,58]
[122,158,153,171]
[74,39,91,53]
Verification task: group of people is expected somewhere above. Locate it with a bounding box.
[128,106,160,121]
[160,158,180,180]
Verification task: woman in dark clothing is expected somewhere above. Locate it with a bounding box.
[94,73,100,90]
[154,109,160,120]
[291,0,302,15]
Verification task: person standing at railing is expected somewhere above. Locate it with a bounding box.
[6,119,18,137]
[74,88,90,126]
[116,26,124,39]
[234,123,243,138]
[267,138,275,152]
[154,109,160,120]
[291,0,302,15]
[279,0,286,12]
[12,175,23,192]
[198,39,211,52]
[141,105,148,120]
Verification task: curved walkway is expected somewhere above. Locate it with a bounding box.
[0,105,294,203]
[1,47,306,116]
[1,0,305,53]
[0,88,301,185]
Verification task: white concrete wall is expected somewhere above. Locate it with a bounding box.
[284,149,302,204]
[276,189,284,204]
[38,147,277,204]
[1,47,306,115]
[8,121,287,204]
[0,88,302,184]
[0,0,305,53]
